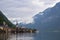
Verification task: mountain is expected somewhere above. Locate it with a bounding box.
[18,2,60,31]
[0,11,15,28]
[33,2,60,31]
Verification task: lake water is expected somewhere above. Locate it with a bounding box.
[0,32,60,40]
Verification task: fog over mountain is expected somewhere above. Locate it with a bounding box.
[19,2,60,31]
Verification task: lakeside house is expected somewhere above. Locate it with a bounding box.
[0,26,36,33]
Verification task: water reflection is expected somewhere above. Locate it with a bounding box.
[8,33,34,40]
[1,32,60,40]
[0,33,9,40]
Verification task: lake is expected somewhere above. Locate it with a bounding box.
[0,32,60,40]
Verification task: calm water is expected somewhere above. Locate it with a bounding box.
[0,32,60,40]
[8,33,35,40]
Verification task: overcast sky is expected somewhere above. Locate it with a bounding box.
[0,0,60,24]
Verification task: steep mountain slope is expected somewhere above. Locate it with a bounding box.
[0,11,15,28]
[19,2,60,31]
[33,2,60,31]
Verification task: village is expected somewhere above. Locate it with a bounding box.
[0,22,36,34]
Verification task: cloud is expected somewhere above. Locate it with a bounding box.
[0,0,60,23]
[8,17,34,24]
